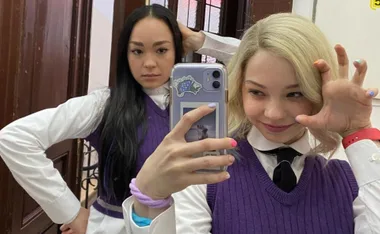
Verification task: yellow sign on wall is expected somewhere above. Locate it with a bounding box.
[370,0,380,10]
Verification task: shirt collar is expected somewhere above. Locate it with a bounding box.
[247,125,311,154]
[143,82,170,97]
[142,82,170,109]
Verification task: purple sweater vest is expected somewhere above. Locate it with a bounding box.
[86,94,169,217]
[207,140,359,234]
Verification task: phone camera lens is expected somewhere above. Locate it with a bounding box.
[212,70,220,78]
[212,81,220,89]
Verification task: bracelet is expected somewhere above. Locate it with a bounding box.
[342,128,380,149]
[129,178,173,209]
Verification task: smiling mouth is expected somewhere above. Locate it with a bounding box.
[262,122,294,133]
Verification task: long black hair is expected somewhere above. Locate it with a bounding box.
[99,4,183,201]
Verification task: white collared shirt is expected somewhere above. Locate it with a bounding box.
[143,82,170,111]
[0,30,379,233]
[121,33,380,233]
[123,127,380,234]
[0,31,239,226]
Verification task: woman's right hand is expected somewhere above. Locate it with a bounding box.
[135,104,236,201]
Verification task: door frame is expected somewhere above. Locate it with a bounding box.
[0,0,92,232]
[108,0,145,87]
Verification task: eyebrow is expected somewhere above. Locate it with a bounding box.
[244,80,299,89]
[129,40,171,47]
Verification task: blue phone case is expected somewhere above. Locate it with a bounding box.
[170,63,228,172]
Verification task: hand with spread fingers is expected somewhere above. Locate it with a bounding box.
[135,104,236,201]
[296,44,378,137]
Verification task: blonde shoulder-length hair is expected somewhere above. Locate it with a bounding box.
[228,13,340,155]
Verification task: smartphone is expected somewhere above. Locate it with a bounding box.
[170,63,228,172]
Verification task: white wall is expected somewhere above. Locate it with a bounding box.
[293,0,380,92]
[86,1,380,128]
[371,100,380,129]
[315,0,380,92]
[292,0,314,19]
[84,0,114,166]
[292,0,380,129]
[87,0,115,93]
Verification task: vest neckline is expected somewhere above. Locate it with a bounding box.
[239,140,315,205]
[144,94,169,118]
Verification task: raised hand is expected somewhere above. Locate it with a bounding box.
[295,45,378,137]
[178,22,205,55]
[135,104,235,201]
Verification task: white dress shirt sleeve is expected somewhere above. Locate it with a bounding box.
[196,31,240,65]
[346,140,380,233]
[120,32,242,233]
[122,139,380,234]
[0,88,110,224]
[122,184,210,234]
[123,196,176,234]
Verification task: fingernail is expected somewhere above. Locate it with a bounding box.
[369,91,375,97]
[208,103,216,108]
[225,172,230,179]
[313,60,319,65]
[355,59,362,64]
[230,139,237,147]
[228,155,235,163]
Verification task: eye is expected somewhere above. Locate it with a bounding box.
[287,92,304,98]
[131,49,143,55]
[157,48,168,54]
[248,89,265,96]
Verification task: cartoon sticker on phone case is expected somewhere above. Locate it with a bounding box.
[172,75,202,97]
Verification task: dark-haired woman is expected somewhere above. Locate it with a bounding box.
[0,4,239,234]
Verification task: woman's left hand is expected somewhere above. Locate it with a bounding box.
[296,45,378,137]
[60,207,89,234]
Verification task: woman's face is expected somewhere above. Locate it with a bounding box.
[128,17,176,89]
[242,50,314,144]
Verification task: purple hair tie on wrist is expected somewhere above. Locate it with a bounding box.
[129,178,173,209]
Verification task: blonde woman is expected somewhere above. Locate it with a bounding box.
[122,13,380,233]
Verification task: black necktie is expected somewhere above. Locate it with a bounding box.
[259,147,302,193]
